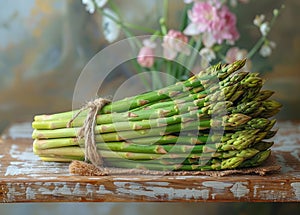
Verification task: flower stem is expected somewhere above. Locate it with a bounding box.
[179,4,189,32]
[150,30,162,42]
[247,5,283,59]
[247,37,265,59]
[159,18,167,35]
[107,0,156,34]
[166,60,173,86]
[131,60,151,90]
[151,68,163,89]
[98,8,140,45]
[186,36,202,76]
[123,22,157,34]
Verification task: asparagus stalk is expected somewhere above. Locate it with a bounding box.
[32,117,275,152]
[39,156,83,162]
[184,150,271,171]
[32,73,254,130]
[37,149,271,170]
[97,143,260,159]
[32,113,252,139]
[98,156,245,171]
[254,90,274,102]
[259,100,283,118]
[32,94,281,131]
[238,150,271,168]
[33,131,273,157]
[264,130,277,139]
[95,142,205,154]
[34,147,217,160]
[33,143,259,162]
[252,141,274,151]
[31,93,229,130]
[33,59,246,122]
[227,74,262,103]
[33,135,211,150]
[32,127,270,152]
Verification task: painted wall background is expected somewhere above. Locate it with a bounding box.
[0,0,299,213]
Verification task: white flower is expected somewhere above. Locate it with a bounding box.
[102,8,120,43]
[199,47,216,62]
[230,0,238,7]
[253,14,265,27]
[184,0,194,4]
[259,44,271,57]
[199,47,216,68]
[95,0,108,8]
[82,0,95,14]
[202,32,216,48]
[143,39,156,49]
[183,22,201,36]
[259,41,276,57]
[259,22,270,36]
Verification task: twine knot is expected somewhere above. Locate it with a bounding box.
[67,98,111,171]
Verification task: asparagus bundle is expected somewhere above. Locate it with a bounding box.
[32,59,282,171]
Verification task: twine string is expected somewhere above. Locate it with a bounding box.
[67,98,111,171]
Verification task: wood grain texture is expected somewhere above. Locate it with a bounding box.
[0,121,299,202]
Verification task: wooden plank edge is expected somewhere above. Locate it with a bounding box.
[1,177,300,203]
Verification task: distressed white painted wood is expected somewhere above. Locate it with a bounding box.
[0,121,299,202]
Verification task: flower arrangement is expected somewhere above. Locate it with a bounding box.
[82,0,283,86]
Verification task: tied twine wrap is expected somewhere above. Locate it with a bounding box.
[67,98,111,172]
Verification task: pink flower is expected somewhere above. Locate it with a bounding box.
[214,6,239,44]
[162,30,191,60]
[184,2,239,46]
[137,40,156,68]
[225,47,251,71]
[184,2,219,35]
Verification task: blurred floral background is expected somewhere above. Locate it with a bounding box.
[0,0,299,213]
[0,0,299,134]
[0,0,299,133]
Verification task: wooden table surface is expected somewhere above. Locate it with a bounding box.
[0,121,299,202]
